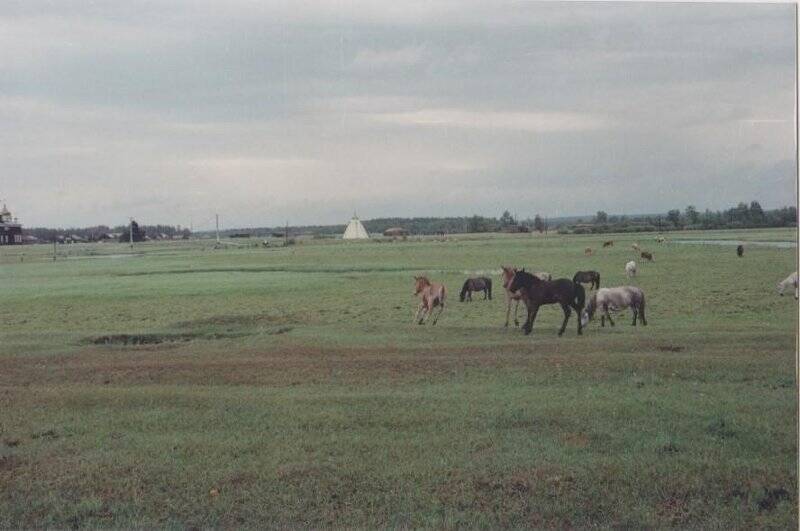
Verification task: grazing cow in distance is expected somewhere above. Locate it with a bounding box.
[581,286,647,328]
[736,244,744,257]
[641,251,654,262]
[585,247,594,256]
[625,261,637,277]
[777,272,798,300]
[603,240,614,248]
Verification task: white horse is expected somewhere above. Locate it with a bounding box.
[777,272,798,300]
[625,260,637,277]
[581,286,647,327]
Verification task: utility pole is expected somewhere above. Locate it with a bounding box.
[215,214,220,244]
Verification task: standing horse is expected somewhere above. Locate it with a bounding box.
[625,261,637,277]
[460,277,492,301]
[573,270,601,290]
[585,247,594,256]
[501,266,523,327]
[736,245,744,257]
[602,240,614,248]
[640,251,654,262]
[581,286,647,328]
[508,270,585,337]
[413,276,446,325]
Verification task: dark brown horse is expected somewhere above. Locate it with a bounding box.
[573,270,600,290]
[508,270,585,337]
[602,240,613,248]
[460,277,492,301]
[736,244,744,257]
[641,251,654,262]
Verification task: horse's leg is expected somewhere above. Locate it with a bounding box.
[524,304,539,335]
[631,308,637,326]
[639,303,647,325]
[415,302,426,325]
[514,299,520,327]
[604,304,615,327]
[600,314,605,327]
[558,304,571,336]
[572,302,583,335]
[432,300,445,325]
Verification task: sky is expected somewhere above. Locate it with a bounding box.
[0,1,796,229]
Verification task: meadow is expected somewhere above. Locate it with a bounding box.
[0,228,797,528]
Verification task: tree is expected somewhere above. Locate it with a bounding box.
[499,210,516,227]
[119,220,145,243]
[467,215,491,233]
[595,211,608,224]
[533,214,544,233]
[749,201,765,224]
[666,209,682,228]
[684,205,699,226]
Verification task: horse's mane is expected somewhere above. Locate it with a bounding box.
[459,279,470,296]
[512,270,540,290]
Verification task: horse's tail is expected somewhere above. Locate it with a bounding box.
[573,282,586,310]
[486,278,492,300]
[572,272,580,283]
[459,280,469,301]
[596,272,601,289]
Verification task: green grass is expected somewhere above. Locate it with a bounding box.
[0,230,796,528]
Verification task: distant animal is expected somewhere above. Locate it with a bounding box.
[413,276,446,325]
[655,236,665,243]
[640,251,654,262]
[585,247,593,256]
[507,270,585,337]
[581,286,647,328]
[460,277,492,302]
[573,270,601,290]
[625,260,637,277]
[602,240,614,248]
[632,243,641,252]
[736,244,744,257]
[777,272,798,300]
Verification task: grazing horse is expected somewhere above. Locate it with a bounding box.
[632,243,641,252]
[736,244,744,257]
[640,251,654,262]
[508,270,585,337]
[777,272,798,300]
[413,276,446,325]
[460,277,492,302]
[655,236,665,243]
[602,240,614,248]
[581,286,647,328]
[625,261,637,277]
[585,247,593,256]
[573,270,601,290]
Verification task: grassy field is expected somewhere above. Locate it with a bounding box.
[1,229,797,528]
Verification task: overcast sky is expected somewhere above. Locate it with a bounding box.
[1,1,796,229]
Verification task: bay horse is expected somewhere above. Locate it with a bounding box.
[413,276,446,325]
[573,270,601,290]
[602,240,613,248]
[508,270,585,337]
[641,251,654,262]
[581,286,647,328]
[736,244,744,257]
[460,277,492,302]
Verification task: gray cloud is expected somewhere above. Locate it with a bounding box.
[0,1,795,228]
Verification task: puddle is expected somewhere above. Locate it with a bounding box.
[672,239,795,249]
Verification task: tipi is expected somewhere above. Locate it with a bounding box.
[342,214,369,240]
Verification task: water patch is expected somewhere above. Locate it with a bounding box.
[672,239,795,249]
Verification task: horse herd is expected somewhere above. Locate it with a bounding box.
[413,260,646,336]
[412,239,797,336]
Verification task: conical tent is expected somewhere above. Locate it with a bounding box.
[342,215,369,239]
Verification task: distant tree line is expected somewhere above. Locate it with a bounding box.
[566,201,796,234]
[25,222,191,242]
